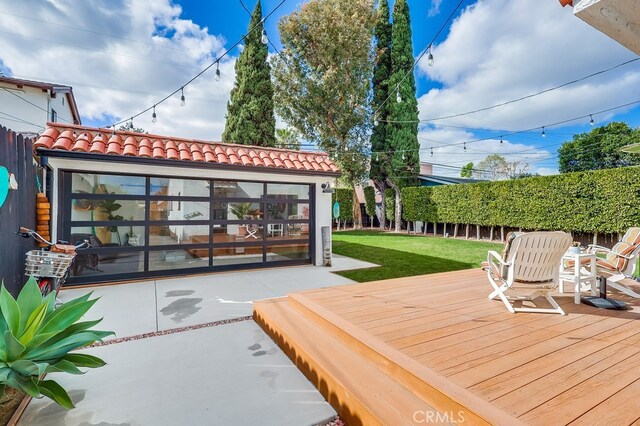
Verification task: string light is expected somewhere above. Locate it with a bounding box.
[352,153,355,161]
[463,142,466,152]
[427,46,434,67]
[430,147,433,157]
[541,126,546,137]
[590,114,594,126]
[215,63,221,81]
[180,87,185,107]
[152,106,157,123]
[375,152,379,162]
[261,29,269,45]
[500,135,503,146]
[402,152,405,160]
[396,88,401,103]
[374,116,378,126]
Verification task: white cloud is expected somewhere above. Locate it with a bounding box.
[417,0,640,132]
[0,0,236,140]
[428,0,442,17]
[418,127,553,177]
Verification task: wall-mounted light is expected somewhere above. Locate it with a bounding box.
[321,182,335,194]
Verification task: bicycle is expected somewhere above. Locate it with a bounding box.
[17,227,90,297]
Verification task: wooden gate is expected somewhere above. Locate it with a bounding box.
[0,125,37,296]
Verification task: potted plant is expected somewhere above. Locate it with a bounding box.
[0,278,113,422]
[97,198,124,245]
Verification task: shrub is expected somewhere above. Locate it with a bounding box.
[363,186,376,222]
[331,188,354,220]
[0,278,113,408]
[385,188,395,221]
[401,166,640,233]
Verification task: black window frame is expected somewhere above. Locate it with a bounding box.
[58,169,315,285]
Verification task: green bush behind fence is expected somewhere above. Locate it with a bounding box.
[401,166,640,234]
[331,188,354,220]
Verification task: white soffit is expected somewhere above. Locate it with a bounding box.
[574,0,640,55]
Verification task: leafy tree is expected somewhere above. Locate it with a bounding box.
[370,0,392,230]
[223,0,276,147]
[558,122,640,173]
[476,154,530,181]
[272,0,375,227]
[385,0,420,231]
[363,186,376,228]
[460,162,474,178]
[275,128,301,150]
[117,123,146,134]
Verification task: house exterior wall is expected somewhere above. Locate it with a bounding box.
[45,157,334,268]
[0,83,75,133]
[574,0,640,54]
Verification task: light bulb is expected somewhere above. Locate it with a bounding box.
[402,152,405,160]
[541,127,546,137]
[463,142,467,152]
[180,88,186,106]
[358,135,362,143]
[375,153,379,162]
[352,153,355,161]
[396,89,401,103]
[500,136,503,146]
[344,144,349,151]
[590,115,594,126]
[427,51,434,67]
[215,64,221,81]
[152,106,157,123]
[430,148,433,157]
[261,29,268,45]
[374,118,378,126]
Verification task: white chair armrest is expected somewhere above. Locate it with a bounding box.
[488,250,510,267]
[587,244,612,254]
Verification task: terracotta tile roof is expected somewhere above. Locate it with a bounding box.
[34,123,340,175]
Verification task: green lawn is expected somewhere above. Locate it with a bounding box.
[332,230,503,283]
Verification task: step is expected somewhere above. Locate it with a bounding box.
[254,298,447,426]
[286,292,522,426]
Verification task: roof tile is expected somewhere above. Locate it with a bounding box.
[34,124,339,175]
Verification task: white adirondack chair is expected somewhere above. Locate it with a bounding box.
[486,232,573,315]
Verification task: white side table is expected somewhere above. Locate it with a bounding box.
[559,252,597,304]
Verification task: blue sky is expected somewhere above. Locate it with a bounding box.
[0,0,638,176]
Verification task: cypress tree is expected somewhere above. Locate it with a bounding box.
[222,0,276,147]
[370,0,392,230]
[387,0,419,231]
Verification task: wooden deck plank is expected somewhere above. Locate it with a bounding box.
[570,377,640,425]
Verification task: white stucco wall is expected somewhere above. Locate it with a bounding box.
[574,0,640,55]
[45,157,335,266]
[0,83,75,133]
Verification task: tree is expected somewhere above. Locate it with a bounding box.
[385,0,420,231]
[272,0,375,227]
[117,123,146,134]
[370,0,392,230]
[558,122,640,173]
[476,154,530,180]
[460,162,474,178]
[363,186,376,228]
[275,128,301,150]
[222,0,276,147]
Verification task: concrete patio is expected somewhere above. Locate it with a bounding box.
[19,254,377,425]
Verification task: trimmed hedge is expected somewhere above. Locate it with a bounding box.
[364,186,376,219]
[385,188,395,221]
[401,166,640,234]
[331,188,354,220]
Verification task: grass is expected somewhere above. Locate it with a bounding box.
[332,230,503,283]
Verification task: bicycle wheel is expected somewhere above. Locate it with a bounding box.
[39,278,53,297]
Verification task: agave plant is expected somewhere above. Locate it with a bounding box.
[0,277,113,408]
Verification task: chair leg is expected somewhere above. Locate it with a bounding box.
[487,273,516,313]
[607,281,640,298]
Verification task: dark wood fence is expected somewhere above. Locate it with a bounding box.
[0,125,37,296]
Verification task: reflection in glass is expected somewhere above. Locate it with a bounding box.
[266,203,310,220]
[71,226,145,247]
[213,181,263,198]
[149,200,210,221]
[213,246,263,266]
[149,225,210,246]
[150,177,209,197]
[149,249,209,271]
[71,199,145,222]
[70,250,144,277]
[266,244,310,261]
[72,173,145,195]
[212,224,264,243]
[266,184,309,199]
[215,202,262,220]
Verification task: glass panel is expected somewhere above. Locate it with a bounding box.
[266,183,309,200]
[266,203,310,220]
[149,200,210,221]
[70,250,144,277]
[214,202,262,220]
[212,224,264,243]
[213,246,263,266]
[71,173,145,195]
[149,225,211,246]
[71,226,145,247]
[71,199,145,222]
[266,243,310,262]
[213,180,263,198]
[149,249,209,271]
[149,177,209,197]
[266,223,310,241]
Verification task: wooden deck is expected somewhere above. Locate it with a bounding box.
[254,268,640,425]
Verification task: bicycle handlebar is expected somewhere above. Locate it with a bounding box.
[17,227,91,250]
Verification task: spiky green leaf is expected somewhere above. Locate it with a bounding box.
[0,285,21,336]
[18,302,48,345]
[46,359,84,375]
[4,331,25,361]
[38,380,74,409]
[62,353,106,369]
[16,278,43,333]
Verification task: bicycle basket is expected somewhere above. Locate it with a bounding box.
[25,250,75,278]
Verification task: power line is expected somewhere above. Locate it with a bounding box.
[108,0,287,129]
[0,110,46,130]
